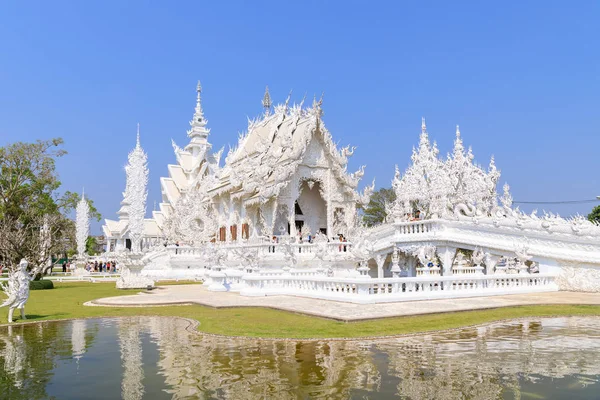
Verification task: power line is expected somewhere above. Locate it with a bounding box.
[513,199,599,205]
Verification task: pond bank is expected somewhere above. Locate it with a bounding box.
[2,282,600,339]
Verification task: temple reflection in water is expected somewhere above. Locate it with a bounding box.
[1,317,599,399]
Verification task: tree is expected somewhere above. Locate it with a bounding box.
[0,138,101,274]
[362,187,396,227]
[588,205,600,224]
[85,236,98,256]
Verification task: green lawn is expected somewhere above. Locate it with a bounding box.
[2,282,600,339]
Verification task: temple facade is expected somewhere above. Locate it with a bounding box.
[153,83,373,245]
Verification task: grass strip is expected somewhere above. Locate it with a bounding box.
[1,282,599,339]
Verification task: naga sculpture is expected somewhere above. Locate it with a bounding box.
[1,260,34,323]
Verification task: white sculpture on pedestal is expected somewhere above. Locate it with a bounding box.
[413,245,438,276]
[127,126,149,254]
[116,252,154,289]
[115,127,155,289]
[515,245,533,274]
[1,260,34,323]
[471,248,486,275]
[390,248,402,278]
[313,233,330,274]
[74,190,90,275]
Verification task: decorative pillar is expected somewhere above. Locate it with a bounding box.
[390,249,401,278]
[437,246,457,276]
[375,253,386,279]
[484,253,500,275]
[406,256,416,277]
[288,199,296,238]
[326,170,332,237]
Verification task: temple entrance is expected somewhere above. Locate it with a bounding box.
[295,180,327,237]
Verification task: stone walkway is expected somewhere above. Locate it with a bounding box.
[87,285,600,322]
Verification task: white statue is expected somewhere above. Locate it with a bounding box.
[313,233,330,272]
[1,259,34,323]
[472,248,485,266]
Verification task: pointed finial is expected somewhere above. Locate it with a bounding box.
[284,90,292,110]
[81,187,85,200]
[312,93,324,117]
[136,123,141,147]
[262,86,272,115]
[421,117,427,134]
[456,124,460,138]
[194,80,204,122]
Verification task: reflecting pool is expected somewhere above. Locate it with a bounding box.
[1,316,599,399]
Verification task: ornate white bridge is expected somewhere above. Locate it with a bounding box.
[136,208,600,303]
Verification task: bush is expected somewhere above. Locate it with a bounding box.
[30,280,54,290]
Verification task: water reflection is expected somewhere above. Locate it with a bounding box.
[119,319,144,400]
[1,317,599,399]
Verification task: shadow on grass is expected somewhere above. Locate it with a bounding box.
[23,313,68,320]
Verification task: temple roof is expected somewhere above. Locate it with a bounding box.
[102,218,161,238]
[209,98,366,202]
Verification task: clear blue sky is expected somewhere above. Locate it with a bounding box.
[1,1,598,233]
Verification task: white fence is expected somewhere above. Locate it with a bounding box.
[239,273,558,304]
[166,241,353,257]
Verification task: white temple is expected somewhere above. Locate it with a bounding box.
[151,82,373,245]
[102,81,600,300]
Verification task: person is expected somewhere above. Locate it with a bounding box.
[62,261,67,273]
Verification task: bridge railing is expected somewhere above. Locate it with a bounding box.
[394,220,437,235]
[240,273,557,303]
[165,241,354,257]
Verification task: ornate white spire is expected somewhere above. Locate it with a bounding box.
[262,86,272,116]
[452,124,465,160]
[187,81,209,141]
[195,80,204,120]
[311,93,324,118]
[136,123,140,147]
[75,190,90,258]
[124,129,149,252]
[501,183,513,209]
[416,117,431,155]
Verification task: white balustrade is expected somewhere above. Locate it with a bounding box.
[239,273,558,303]
[166,241,353,258]
[395,220,435,235]
[452,265,485,275]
